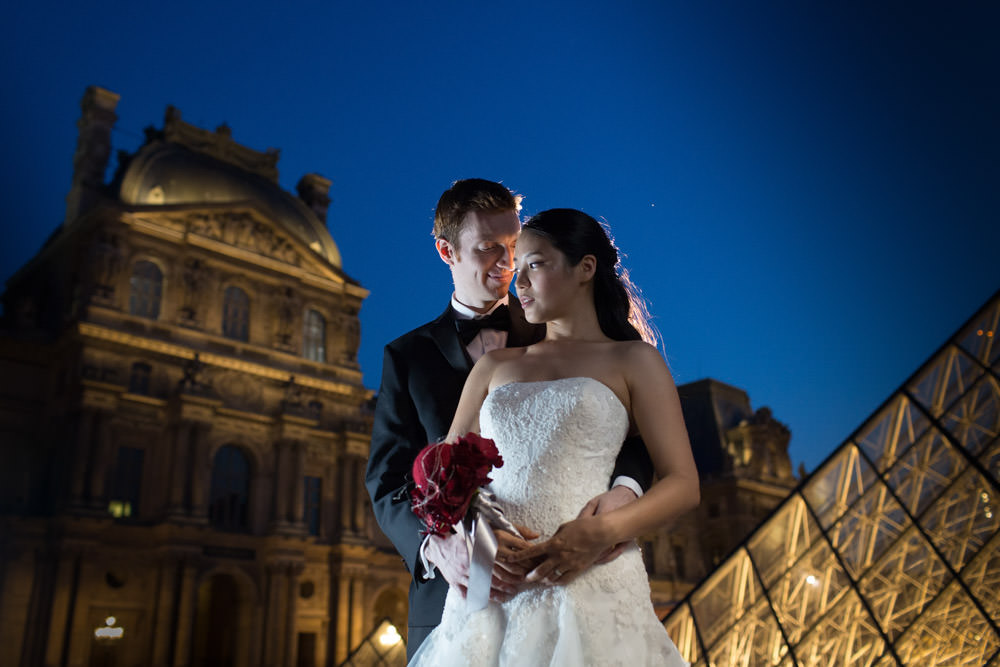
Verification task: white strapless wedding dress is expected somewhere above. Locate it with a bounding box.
[408,377,687,666]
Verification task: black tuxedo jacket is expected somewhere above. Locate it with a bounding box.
[364,297,653,652]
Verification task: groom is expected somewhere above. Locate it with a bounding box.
[365,178,653,659]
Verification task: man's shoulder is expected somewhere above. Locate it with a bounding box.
[384,309,452,352]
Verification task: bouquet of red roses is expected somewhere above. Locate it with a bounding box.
[410,433,504,537]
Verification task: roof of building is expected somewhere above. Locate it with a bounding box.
[117,109,342,268]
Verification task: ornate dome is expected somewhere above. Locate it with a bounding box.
[118,112,342,268]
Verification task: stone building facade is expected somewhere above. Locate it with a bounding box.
[645,378,800,613]
[0,87,408,667]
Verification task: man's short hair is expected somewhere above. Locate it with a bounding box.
[433,178,519,242]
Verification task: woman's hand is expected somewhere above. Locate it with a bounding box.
[508,515,615,585]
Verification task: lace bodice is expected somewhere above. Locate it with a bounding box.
[480,377,629,537]
[408,377,687,666]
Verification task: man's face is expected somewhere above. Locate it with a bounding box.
[438,209,520,311]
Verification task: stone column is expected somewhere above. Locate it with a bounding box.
[290,442,305,528]
[349,575,365,653]
[167,422,194,517]
[172,562,198,667]
[338,457,353,536]
[333,574,352,664]
[69,409,95,507]
[149,558,178,667]
[351,458,367,534]
[262,563,288,667]
[189,425,210,522]
[87,412,114,511]
[43,549,80,666]
[270,443,289,530]
[283,563,303,667]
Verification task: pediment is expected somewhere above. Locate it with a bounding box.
[121,205,353,287]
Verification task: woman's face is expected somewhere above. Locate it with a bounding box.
[514,230,580,323]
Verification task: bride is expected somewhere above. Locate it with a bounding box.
[408,208,698,666]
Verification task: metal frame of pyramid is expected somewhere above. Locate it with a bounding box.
[664,290,1000,666]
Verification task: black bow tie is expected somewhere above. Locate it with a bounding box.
[455,305,511,344]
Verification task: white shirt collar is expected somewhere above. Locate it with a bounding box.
[450,294,509,320]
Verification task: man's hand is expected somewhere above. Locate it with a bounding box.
[426,524,541,603]
[509,515,612,585]
[425,531,471,597]
[577,485,638,564]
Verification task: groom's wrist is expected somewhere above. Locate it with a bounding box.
[611,476,642,498]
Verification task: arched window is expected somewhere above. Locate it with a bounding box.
[129,261,162,319]
[209,445,250,531]
[128,362,152,395]
[222,286,250,341]
[303,309,326,362]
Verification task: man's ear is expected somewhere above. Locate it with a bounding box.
[578,254,597,282]
[436,238,457,266]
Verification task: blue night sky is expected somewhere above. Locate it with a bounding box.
[2,2,997,473]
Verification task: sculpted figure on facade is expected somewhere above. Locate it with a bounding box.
[180,257,209,322]
[274,286,300,349]
[86,231,125,300]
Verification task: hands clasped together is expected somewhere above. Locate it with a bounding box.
[427,485,638,602]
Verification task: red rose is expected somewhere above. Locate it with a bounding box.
[410,433,503,537]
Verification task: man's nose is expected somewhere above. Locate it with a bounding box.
[497,246,515,271]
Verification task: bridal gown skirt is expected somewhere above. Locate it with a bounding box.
[408,378,687,666]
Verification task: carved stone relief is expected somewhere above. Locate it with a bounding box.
[186,211,302,267]
[215,370,264,413]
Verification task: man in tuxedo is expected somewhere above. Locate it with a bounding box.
[365,178,652,659]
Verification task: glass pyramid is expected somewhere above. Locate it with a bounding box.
[664,290,1000,666]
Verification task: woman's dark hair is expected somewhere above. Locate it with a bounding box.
[522,208,658,345]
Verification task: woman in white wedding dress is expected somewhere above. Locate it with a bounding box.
[408,208,698,666]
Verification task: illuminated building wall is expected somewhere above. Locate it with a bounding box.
[645,379,800,614]
[664,291,1000,665]
[0,87,409,667]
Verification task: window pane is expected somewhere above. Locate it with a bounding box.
[304,476,321,536]
[108,446,144,519]
[129,261,162,319]
[210,445,250,531]
[223,287,250,342]
[303,309,326,362]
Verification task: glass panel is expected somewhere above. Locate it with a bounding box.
[855,395,930,474]
[748,495,817,588]
[958,529,1000,628]
[939,375,1000,457]
[884,427,965,518]
[704,596,788,667]
[303,309,326,362]
[907,345,983,419]
[955,298,1000,368]
[828,480,908,580]
[663,603,700,665]
[858,525,950,640]
[792,586,886,667]
[917,466,1000,572]
[690,549,762,648]
[767,539,852,646]
[893,579,1000,666]
[223,287,250,341]
[129,260,162,319]
[802,445,877,530]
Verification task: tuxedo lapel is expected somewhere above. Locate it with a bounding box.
[428,306,473,374]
